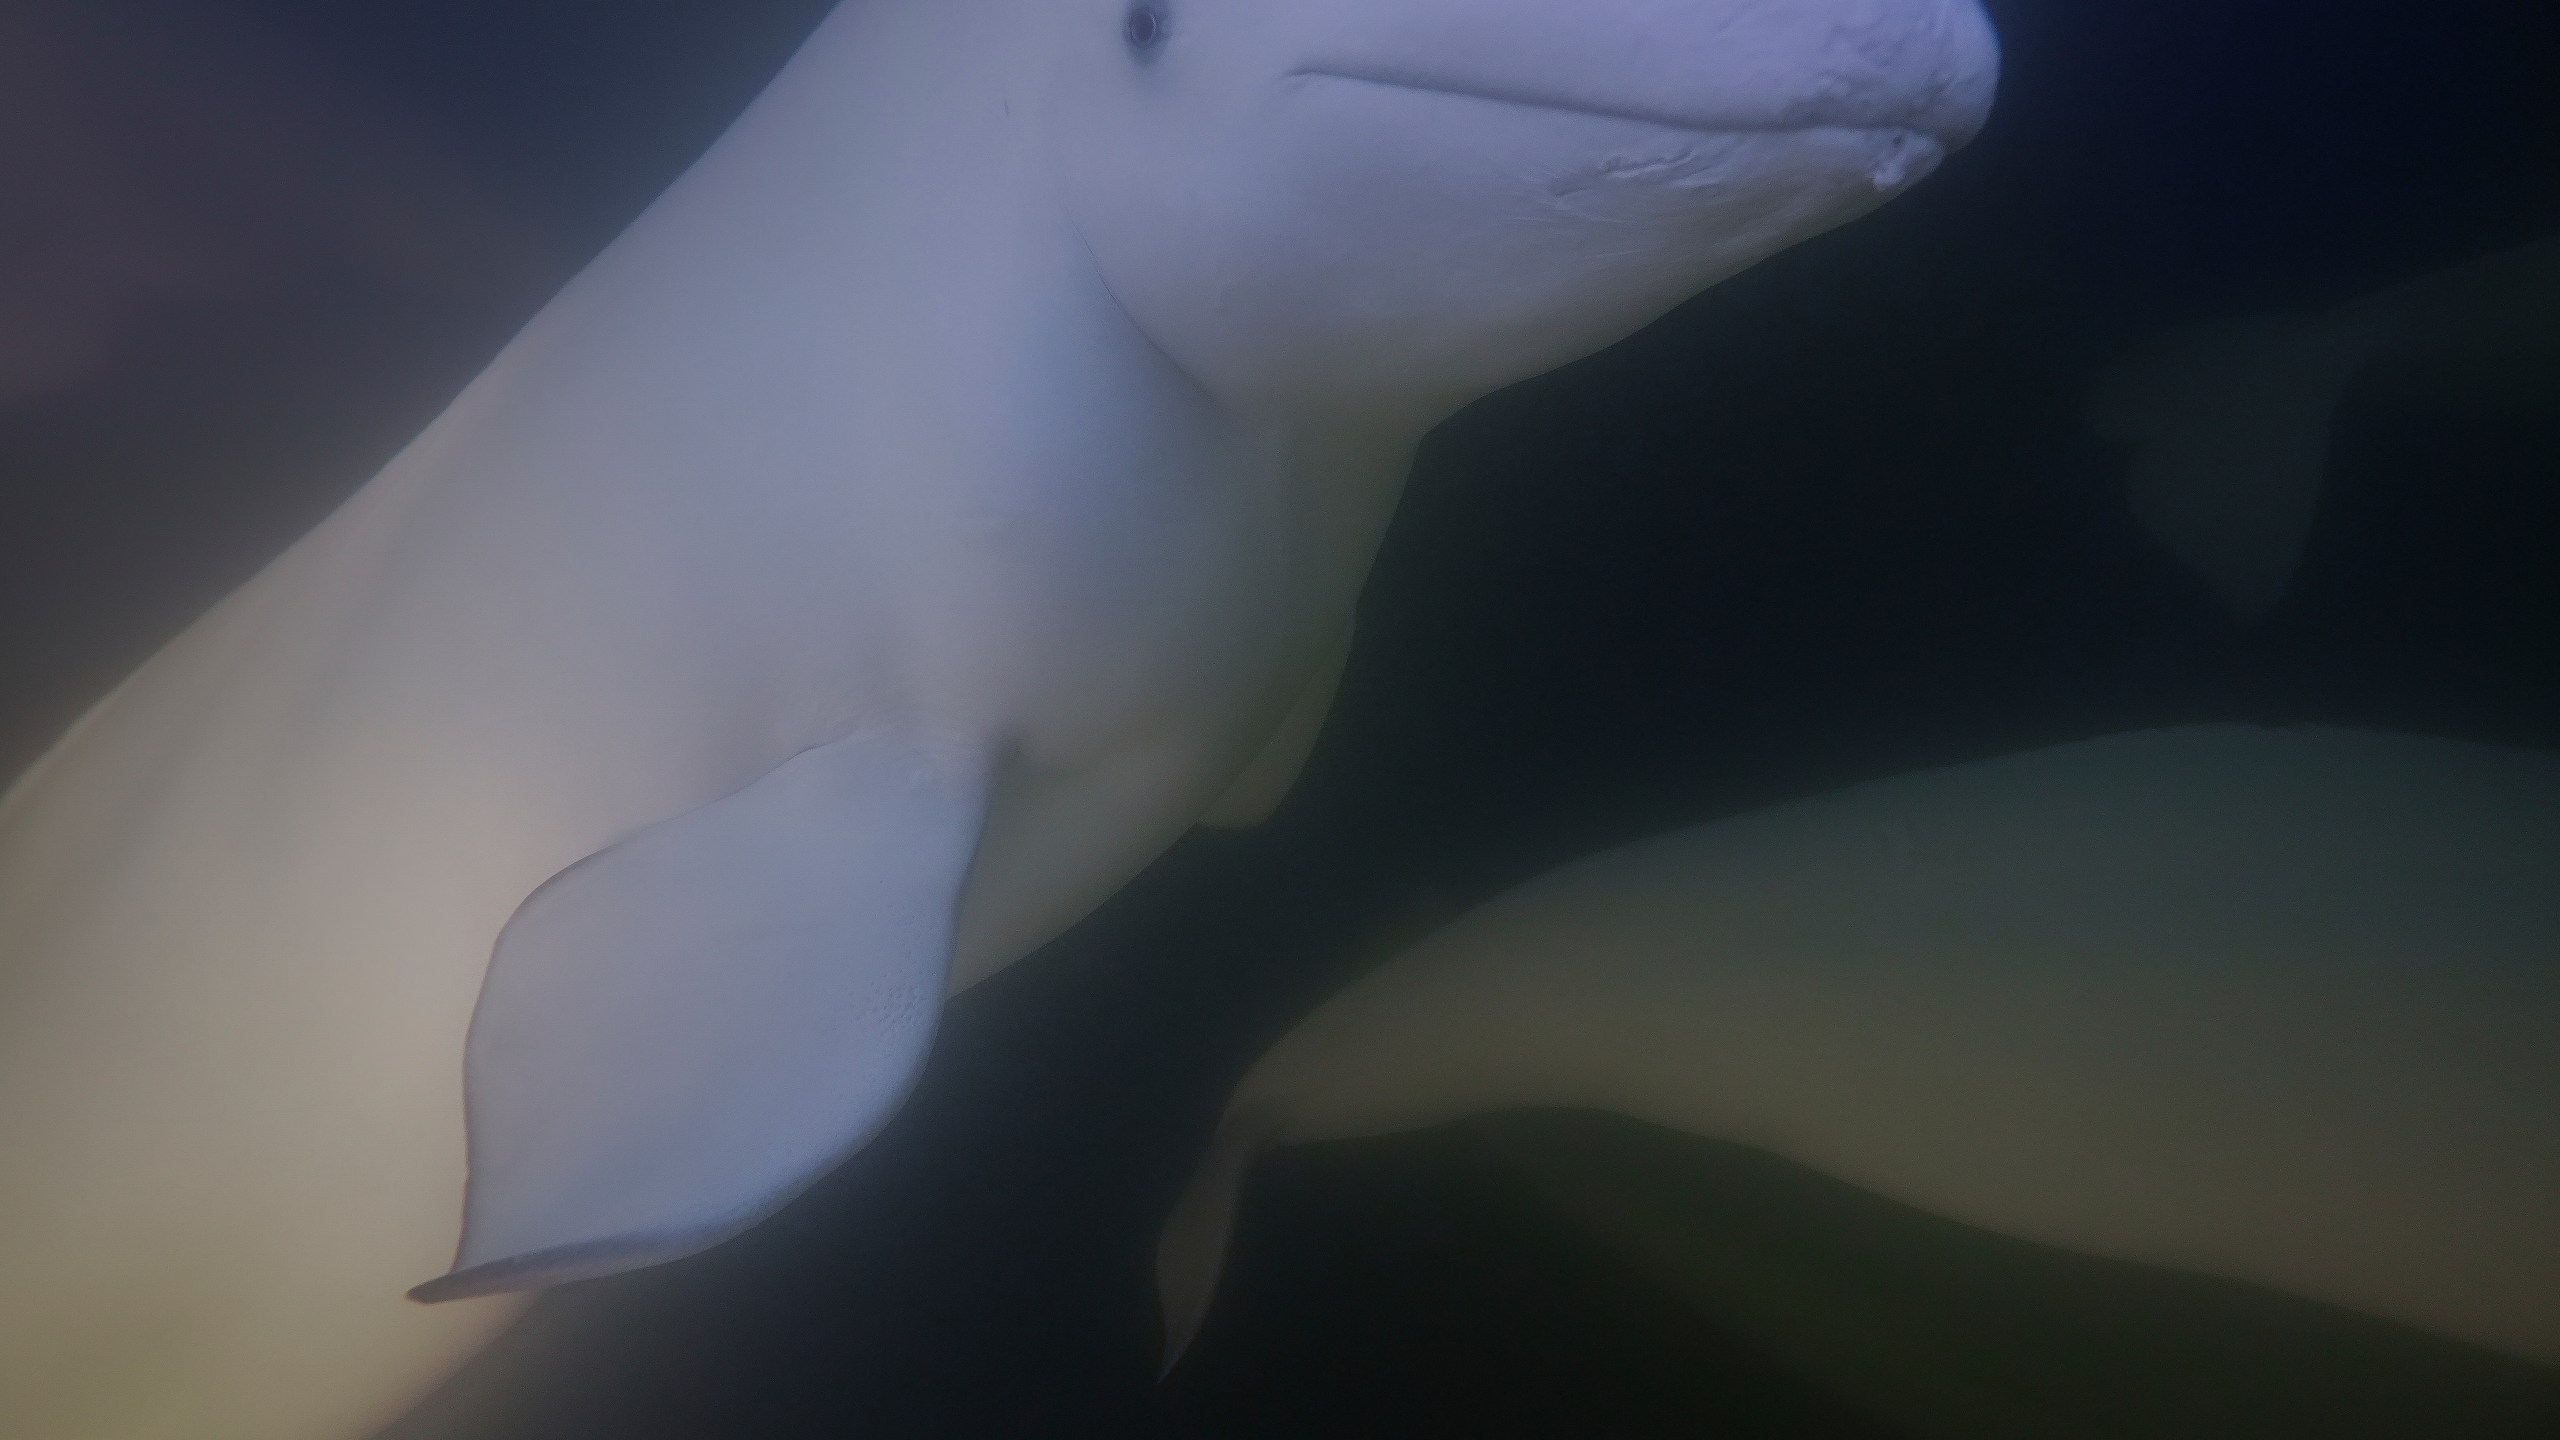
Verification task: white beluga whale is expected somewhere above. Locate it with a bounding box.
[1157,726,2560,1414]
[2084,235,2559,620]
[0,0,1996,1435]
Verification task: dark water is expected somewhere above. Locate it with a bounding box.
[3,0,2554,1435]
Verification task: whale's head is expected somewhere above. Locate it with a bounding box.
[1049,0,1998,425]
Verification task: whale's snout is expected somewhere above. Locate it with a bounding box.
[1292,0,2000,152]
[1655,0,2001,151]
[1890,0,2003,150]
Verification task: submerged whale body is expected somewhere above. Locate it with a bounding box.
[2086,236,2560,619]
[1159,726,2560,1398]
[0,1,1996,1435]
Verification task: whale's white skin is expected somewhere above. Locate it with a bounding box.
[0,0,1996,1435]
[2085,236,2559,620]
[1158,725,2560,1372]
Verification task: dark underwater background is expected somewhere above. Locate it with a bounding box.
[1,0,2553,1434]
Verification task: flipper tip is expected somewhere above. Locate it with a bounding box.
[1154,1103,1285,1380]
[406,1268,503,1305]
[406,1231,707,1304]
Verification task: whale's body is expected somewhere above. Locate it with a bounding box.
[0,0,1995,1434]
[1160,725,2560,1377]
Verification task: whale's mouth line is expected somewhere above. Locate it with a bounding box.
[1286,67,1955,150]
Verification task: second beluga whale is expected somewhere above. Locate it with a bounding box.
[0,1,1997,1435]
[1155,726,2560,1431]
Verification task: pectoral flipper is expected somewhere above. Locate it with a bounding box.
[411,731,988,1302]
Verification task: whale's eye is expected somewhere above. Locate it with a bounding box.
[1123,4,1168,57]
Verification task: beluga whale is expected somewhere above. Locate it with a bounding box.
[1155,726,2560,1432]
[2085,235,2559,620]
[0,1,1997,1435]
